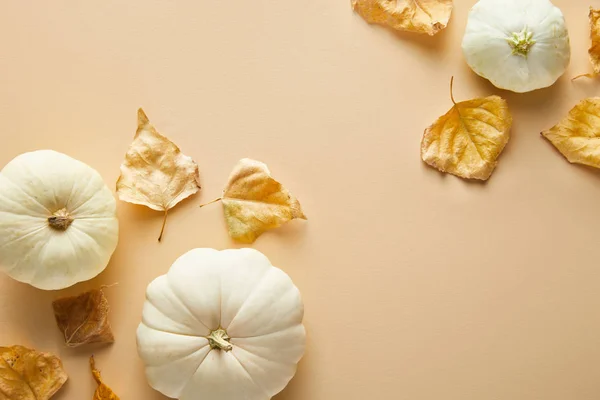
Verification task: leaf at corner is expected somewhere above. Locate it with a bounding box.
[90,356,120,400]
[542,98,600,168]
[221,158,307,243]
[0,345,68,400]
[351,0,453,36]
[420,78,512,180]
[52,288,114,348]
[116,108,201,241]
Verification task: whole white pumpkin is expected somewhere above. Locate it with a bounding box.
[0,150,119,290]
[137,248,306,400]
[462,0,571,93]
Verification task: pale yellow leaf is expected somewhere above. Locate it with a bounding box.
[542,98,600,168]
[52,288,114,348]
[351,0,453,36]
[90,357,119,400]
[420,78,512,180]
[574,7,600,80]
[0,346,68,400]
[217,159,306,243]
[116,108,201,241]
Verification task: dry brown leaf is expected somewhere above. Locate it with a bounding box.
[574,7,600,80]
[52,288,114,348]
[351,0,453,36]
[421,78,512,180]
[541,98,600,168]
[200,159,306,243]
[0,345,68,400]
[90,356,119,400]
[116,108,201,241]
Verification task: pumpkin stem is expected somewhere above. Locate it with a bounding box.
[48,208,74,231]
[207,328,233,352]
[507,26,536,57]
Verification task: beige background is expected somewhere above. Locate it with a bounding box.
[1,0,600,399]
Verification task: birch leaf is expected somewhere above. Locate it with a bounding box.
[574,7,600,80]
[351,0,453,36]
[52,288,114,348]
[90,357,119,400]
[421,78,512,180]
[116,108,201,241]
[542,98,600,168]
[202,159,306,243]
[0,345,68,400]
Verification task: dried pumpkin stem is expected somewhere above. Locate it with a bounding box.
[158,209,168,242]
[198,197,222,208]
[207,328,233,352]
[48,208,74,231]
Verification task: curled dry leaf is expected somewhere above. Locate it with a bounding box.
[574,7,600,80]
[200,159,306,243]
[90,356,119,400]
[116,109,201,241]
[421,78,512,180]
[542,98,600,168]
[0,345,68,400]
[52,288,114,348]
[351,0,453,36]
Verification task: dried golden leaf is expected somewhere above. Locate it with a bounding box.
[90,357,119,400]
[542,98,600,168]
[351,0,453,36]
[574,8,600,80]
[0,345,67,400]
[116,108,201,241]
[421,78,512,180]
[202,159,306,243]
[52,288,114,348]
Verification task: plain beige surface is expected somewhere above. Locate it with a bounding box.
[1,1,600,399]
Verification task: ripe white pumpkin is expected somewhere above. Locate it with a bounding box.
[0,150,119,290]
[137,248,306,400]
[462,0,571,93]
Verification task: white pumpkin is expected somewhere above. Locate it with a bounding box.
[137,248,306,400]
[462,0,571,93]
[0,150,119,290]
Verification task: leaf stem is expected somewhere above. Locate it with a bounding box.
[572,72,596,81]
[158,209,168,242]
[449,76,457,105]
[199,197,223,208]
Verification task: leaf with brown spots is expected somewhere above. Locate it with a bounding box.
[0,345,68,400]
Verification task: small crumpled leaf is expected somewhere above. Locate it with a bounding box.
[351,0,453,36]
[574,7,600,80]
[90,356,119,400]
[217,158,306,243]
[116,108,201,241]
[52,288,114,348]
[421,78,512,180]
[542,98,600,168]
[0,345,68,400]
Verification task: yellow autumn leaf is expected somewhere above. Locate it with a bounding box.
[0,345,68,400]
[351,0,453,36]
[90,357,119,400]
[116,108,201,241]
[200,159,306,243]
[574,7,600,80]
[52,288,114,348]
[420,78,512,180]
[542,98,600,168]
